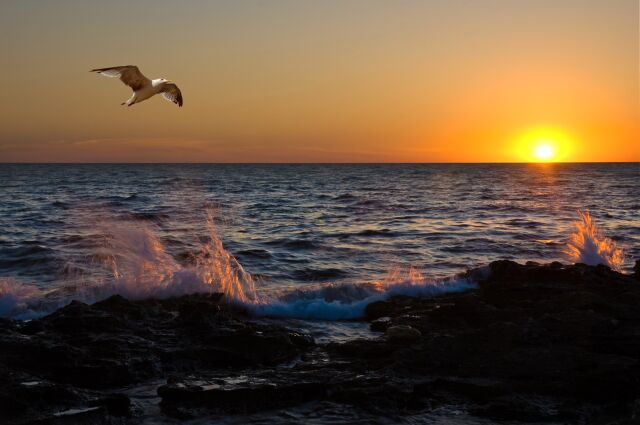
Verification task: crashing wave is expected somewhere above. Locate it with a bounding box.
[0,212,256,319]
[565,211,624,270]
[250,267,474,320]
[2,209,626,320]
[0,278,47,320]
[0,214,474,320]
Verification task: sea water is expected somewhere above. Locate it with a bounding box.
[0,163,638,319]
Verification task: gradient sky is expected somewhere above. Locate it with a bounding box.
[0,0,638,162]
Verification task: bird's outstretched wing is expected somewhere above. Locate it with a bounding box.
[160,83,183,107]
[90,66,151,91]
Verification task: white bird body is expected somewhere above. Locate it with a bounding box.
[91,66,183,107]
[126,79,164,106]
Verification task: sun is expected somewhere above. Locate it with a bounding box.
[514,127,572,162]
[532,140,556,161]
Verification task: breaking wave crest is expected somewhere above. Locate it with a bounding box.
[0,213,474,320]
[0,212,257,319]
[2,209,627,320]
[250,268,474,320]
[0,278,47,320]
[565,211,624,270]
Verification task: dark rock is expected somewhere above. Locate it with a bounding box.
[370,316,392,332]
[364,300,396,320]
[1,261,640,424]
[0,292,315,423]
[159,374,327,415]
[385,325,421,342]
[88,393,131,417]
[425,378,509,402]
[0,376,82,424]
[29,406,106,425]
[470,395,568,422]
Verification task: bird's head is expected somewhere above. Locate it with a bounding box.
[161,78,172,84]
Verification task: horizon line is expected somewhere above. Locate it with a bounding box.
[0,161,638,165]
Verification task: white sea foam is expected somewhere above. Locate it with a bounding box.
[0,213,254,319]
[247,267,474,319]
[0,268,475,321]
[6,210,622,321]
[0,278,47,320]
[250,276,475,320]
[0,215,475,320]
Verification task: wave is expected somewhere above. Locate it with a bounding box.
[127,211,171,222]
[0,278,48,320]
[0,213,474,320]
[565,211,624,270]
[0,209,627,321]
[236,249,272,259]
[354,229,399,237]
[250,271,475,320]
[0,244,54,268]
[291,267,349,282]
[0,211,256,319]
[265,238,321,250]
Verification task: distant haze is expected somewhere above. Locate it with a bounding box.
[0,0,638,162]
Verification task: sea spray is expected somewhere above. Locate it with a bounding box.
[1,209,628,320]
[93,220,183,298]
[83,212,257,302]
[0,215,476,319]
[0,212,257,318]
[565,211,624,270]
[191,211,257,303]
[0,277,46,319]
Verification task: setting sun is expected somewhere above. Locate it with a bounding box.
[514,127,574,162]
[533,141,556,161]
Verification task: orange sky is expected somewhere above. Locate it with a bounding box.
[0,0,638,163]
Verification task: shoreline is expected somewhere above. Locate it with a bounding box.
[1,260,640,423]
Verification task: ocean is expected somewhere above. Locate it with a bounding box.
[1,163,638,320]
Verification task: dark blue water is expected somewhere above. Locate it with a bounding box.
[0,163,638,318]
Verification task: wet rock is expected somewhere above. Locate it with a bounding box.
[88,393,131,417]
[364,295,416,320]
[0,293,315,423]
[1,261,640,424]
[158,374,327,416]
[364,300,395,320]
[424,378,509,403]
[0,376,83,424]
[470,395,567,422]
[385,325,421,342]
[370,316,392,332]
[31,406,105,425]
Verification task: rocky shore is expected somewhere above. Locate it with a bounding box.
[2,260,640,424]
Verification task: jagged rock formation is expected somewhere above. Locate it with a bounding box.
[1,261,639,424]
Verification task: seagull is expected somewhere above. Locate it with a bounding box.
[91,65,183,107]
